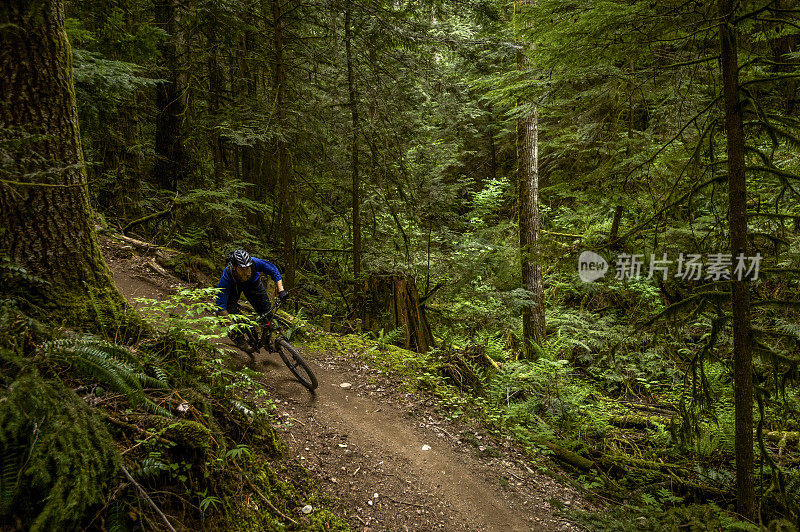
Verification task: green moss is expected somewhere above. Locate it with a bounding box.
[208,456,350,531]
[302,333,430,377]
[162,419,214,452]
[52,282,146,340]
[0,370,120,531]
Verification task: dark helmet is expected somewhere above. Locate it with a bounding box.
[227,249,253,268]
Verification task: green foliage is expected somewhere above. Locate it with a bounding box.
[134,287,229,343]
[72,48,161,107]
[0,255,50,313]
[0,371,120,531]
[566,503,762,531]
[0,270,347,530]
[40,335,170,416]
[368,326,405,349]
[56,0,800,524]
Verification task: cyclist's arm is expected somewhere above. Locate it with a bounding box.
[215,267,233,314]
[252,258,285,294]
[253,258,282,283]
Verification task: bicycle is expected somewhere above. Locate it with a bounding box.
[235,298,318,392]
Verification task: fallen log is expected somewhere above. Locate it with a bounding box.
[110,233,159,251]
[609,414,667,430]
[532,437,594,471]
[764,431,800,445]
[146,258,171,278]
[529,437,732,500]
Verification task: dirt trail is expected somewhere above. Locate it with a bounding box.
[102,238,588,531]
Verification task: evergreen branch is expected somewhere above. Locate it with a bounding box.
[620,174,726,242]
[645,290,730,327]
[122,202,176,235]
[733,0,785,24]
[621,95,721,186]
[753,299,800,308]
[740,73,800,87]
[753,17,800,31]
[748,165,800,181]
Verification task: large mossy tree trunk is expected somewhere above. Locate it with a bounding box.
[718,0,755,519]
[364,274,434,353]
[0,0,127,325]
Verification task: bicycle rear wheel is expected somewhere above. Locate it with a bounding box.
[276,338,318,391]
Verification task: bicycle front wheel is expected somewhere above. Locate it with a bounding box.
[276,338,318,391]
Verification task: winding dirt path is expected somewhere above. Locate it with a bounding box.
[102,237,588,531]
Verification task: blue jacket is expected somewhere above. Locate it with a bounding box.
[216,257,282,309]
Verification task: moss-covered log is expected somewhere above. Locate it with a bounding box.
[532,437,594,471]
[609,414,668,430]
[764,431,800,445]
[0,0,128,327]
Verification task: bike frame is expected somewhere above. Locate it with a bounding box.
[244,297,286,352]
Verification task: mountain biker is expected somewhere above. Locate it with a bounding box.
[216,249,288,348]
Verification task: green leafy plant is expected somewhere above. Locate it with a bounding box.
[39,336,171,417]
[198,491,222,512]
[368,326,405,350]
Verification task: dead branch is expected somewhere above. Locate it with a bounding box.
[121,466,178,532]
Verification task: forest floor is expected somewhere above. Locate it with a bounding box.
[101,235,591,531]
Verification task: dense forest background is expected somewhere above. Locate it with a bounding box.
[3,0,800,529]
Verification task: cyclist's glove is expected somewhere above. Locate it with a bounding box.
[278,290,289,302]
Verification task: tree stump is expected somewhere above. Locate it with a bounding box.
[363,274,435,353]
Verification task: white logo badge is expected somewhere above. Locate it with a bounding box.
[578,251,608,282]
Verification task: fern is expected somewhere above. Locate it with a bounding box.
[0,441,22,517]
[134,457,168,479]
[0,257,49,312]
[369,326,405,349]
[106,502,128,532]
[39,336,171,417]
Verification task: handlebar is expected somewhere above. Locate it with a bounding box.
[257,297,286,323]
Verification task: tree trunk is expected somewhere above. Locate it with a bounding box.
[208,31,226,188]
[364,275,434,353]
[345,0,362,316]
[718,0,755,519]
[487,105,497,182]
[609,205,624,249]
[515,0,545,358]
[154,0,188,192]
[272,0,295,289]
[0,0,127,325]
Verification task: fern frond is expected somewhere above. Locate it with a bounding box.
[39,336,172,417]
[0,441,22,516]
[106,502,128,532]
[134,458,167,479]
